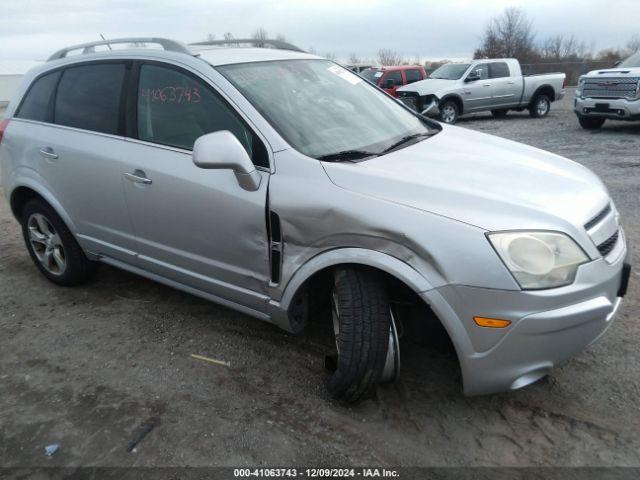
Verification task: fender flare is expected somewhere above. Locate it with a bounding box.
[530,84,556,102]
[8,174,78,233]
[269,248,435,332]
[438,94,465,115]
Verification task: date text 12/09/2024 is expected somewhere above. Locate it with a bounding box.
[233,468,400,478]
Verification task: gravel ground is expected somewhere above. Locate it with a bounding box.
[1,90,639,468]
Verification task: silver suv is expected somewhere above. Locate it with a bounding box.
[0,38,631,402]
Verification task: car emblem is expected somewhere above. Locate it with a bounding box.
[598,81,618,86]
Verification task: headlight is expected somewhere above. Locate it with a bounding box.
[576,77,585,98]
[488,231,589,289]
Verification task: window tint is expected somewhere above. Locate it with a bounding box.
[469,64,489,80]
[490,62,511,79]
[55,63,126,135]
[16,71,61,122]
[405,69,422,84]
[137,64,267,167]
[383,71,403,86]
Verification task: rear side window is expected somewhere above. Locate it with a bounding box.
[405,69,422,84]
[16,71,61,122]
[136,63,268,167]
[54,63,126,135]
[490,62,510,79]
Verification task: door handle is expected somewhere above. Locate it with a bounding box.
[124,170,152,185]
[483,83,491,87]
[39,147,58,160]
[507,81,516,84]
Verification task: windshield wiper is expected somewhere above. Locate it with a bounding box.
[316,150,377,162]
[381,133,433,154]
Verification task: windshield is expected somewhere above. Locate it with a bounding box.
[430,63,471,80]
[619,51,640,68]
[360,68,384,84]
[219,60,438,159]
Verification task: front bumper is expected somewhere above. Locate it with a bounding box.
[575,96,640,121]
[421,232,631,396]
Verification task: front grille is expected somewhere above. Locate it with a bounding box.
[597,230,619,257]
[584,203,612,230]
[397,91,421,112]
[582,77,639,99]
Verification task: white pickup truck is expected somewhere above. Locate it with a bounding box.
[397,58,566,124]
[575,51,640,129]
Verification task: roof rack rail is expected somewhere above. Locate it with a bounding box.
[48,37,192,61]
[189,38,305,53]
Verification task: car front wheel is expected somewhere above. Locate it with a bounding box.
[326,267,396,403]
[578,116,606,130]
[438,100,459,124]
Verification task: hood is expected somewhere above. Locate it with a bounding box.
[397,78,458,97]
[583,67,640,78]
[322,125,609,232]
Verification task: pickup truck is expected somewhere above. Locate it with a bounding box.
[361,65,428,97]
[397,59,566,124]
[575,51,640,129]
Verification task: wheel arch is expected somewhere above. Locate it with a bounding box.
[439,94,465,115]
[530,84,556,103]
[9,182,77,234]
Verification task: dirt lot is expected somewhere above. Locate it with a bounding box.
[1,90,639,468]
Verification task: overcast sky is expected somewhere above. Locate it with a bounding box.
[1,0,638,62]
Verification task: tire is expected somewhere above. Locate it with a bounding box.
[491,109,509,118]
[578,116,605,130]
[529,94,551,118]
[21,199,95,286]
[438,100,459,124]
[327,267,392,403]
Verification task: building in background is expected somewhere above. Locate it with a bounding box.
[0,61,42,109]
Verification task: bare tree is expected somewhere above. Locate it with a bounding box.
[252,27,268,48]
[206,33,216,42]
[324,52,337,61]
[474,7,537,62]
[627,34,640,54]
[348,52,361,65]
[377,48,403,66]
[223,32,234,41]
[275,33,287,43]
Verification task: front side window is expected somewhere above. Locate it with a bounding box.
[54,63,126,135]
[470,64,489,80]
[136,64,265,166]
[16,71,61,122]
[219,60,438,159]
[489,62,510,79]
[383,71,403,87]
[405,69,422,84]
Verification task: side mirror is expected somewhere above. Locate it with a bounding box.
[465,71,480,82]
[384,78,396,89]
[193,130,261,191]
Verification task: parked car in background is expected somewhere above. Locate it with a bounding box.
[0,39,630,403]
[361,65,427,97]
[574,51,640,129]
[345,64,374,74]
[397,59,566,124]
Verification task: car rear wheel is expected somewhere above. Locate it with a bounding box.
[578,116,606,130]
[529,94,551,118]
[326,267,397,403]
[438,100,459,124]
[491,109,509,118]
[21,199,95,286]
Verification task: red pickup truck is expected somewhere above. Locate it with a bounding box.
[361,65,428,97]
